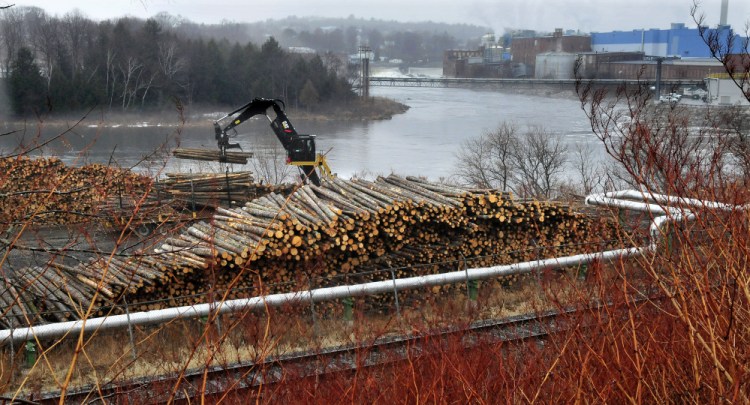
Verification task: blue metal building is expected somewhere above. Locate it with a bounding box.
[591,23,744,58]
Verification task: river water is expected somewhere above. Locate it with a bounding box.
[1,86,604,182]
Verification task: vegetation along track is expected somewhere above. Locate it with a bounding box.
[36,303,598,403]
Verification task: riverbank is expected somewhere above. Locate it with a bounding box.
[1,96,410,130]
[290,96,410,121]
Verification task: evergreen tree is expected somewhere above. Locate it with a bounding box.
[4,12,356,113]
[299,79,320,109]
[8,47,47,116]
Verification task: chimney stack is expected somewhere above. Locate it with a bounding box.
[554,28,563,52]
[720,0,729,26]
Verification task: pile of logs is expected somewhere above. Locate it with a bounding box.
[0,256,168,327]
[3,175,620,324]
[157,172,289,208]
[173,148,253,164]
[0,156,156,226]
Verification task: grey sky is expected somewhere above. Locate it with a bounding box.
[9,0,750,33]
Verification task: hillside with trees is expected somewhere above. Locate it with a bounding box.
[168,14,488,63]
[0,8,487,117]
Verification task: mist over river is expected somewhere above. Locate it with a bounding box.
[1,86,605,182]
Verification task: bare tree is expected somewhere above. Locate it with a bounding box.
[577,64,738,198]
[455,123,517,190]
[0,7,25,73]
[119,56,143,109]
[568,142,606,195]
[509,126,568,199]
[105,49,117,109]
[692,2,750,102]
[27,8,59,89]
[691,2,750,180]
[454,133,495,189]
[487,122,517,191]
[455,122,568,199]
[158,40,186,83]
[250,142,292,184]
[60,10,93,78]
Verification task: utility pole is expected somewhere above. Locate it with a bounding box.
[655,56,663,100]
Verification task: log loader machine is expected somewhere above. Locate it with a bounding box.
[213,97,332,186]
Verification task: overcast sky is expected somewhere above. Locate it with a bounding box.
[8,0,750,33]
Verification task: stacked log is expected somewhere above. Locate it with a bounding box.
[0,156,155,226]
[157,172,289,208]
[100,192,181,232]
[2,254,174,325]
[173,148,253,164]
[148,175,616,310]
[3,175,621,325]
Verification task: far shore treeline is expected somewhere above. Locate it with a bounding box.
[2,8,361,116]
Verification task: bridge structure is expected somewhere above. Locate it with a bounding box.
[368,76,704,89]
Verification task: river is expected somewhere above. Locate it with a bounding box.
[1,86,605,182]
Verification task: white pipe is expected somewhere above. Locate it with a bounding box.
[585,194,671,215]
[649,211,696,249]
[587,190,701,250]
[601,189,739,212]
[0,247,644,345]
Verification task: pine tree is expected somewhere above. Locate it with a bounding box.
[8,47,47,116]
[299,79,320,110]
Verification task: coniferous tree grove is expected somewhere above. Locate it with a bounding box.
[8,46,45,115]
[1,8,356,116]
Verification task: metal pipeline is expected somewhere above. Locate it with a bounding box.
[0,246,644,345]
[596,189,740,212]
[585,193,672,215]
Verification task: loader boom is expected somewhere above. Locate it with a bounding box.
[214,98,331,186]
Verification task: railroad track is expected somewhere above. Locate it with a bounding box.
[18,281,672,405]
[31,307,574,404]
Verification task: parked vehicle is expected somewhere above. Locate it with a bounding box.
[682,87,708,100]
[659,93,681,104]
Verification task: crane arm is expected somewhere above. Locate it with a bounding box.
[213,97,324,186]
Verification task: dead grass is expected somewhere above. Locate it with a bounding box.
[0,266,591,397]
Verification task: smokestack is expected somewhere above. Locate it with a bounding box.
[720,0,729,26]
[554,28,563,52]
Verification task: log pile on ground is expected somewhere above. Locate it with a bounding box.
[3,175,620,324]
[0,156,160,226]
[157,172,289,208]
[0,256,168,326]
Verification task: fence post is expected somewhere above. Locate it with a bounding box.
[342,297,354,323]
[577,264,589,281]
[204,283,223,338]
[389,269,402,321]
[24,341,35,369]
[461,255,478,309]
[9,317,14,375]
[123,297,137,361]
[533,239,543,284]
[461,254,470,296]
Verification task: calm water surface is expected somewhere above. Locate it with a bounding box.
[2,87,603,181]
